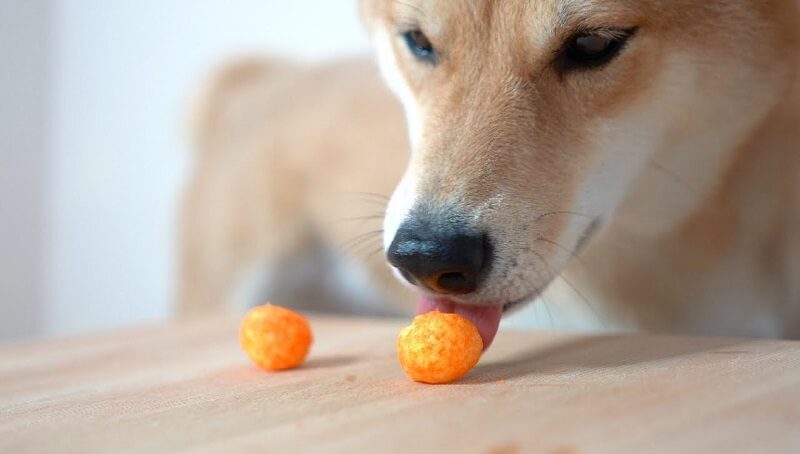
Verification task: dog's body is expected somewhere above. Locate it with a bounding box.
[181,1,800,341]
[179,59,411,317]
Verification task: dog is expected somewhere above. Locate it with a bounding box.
[179,58,414,318]
[180,0,799,349]
[358,0,800,346]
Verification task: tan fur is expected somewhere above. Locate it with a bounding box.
[361,0,800,337]
[580,68,800,336]
[181,1,800,338]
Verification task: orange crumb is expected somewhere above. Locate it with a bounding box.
[397,311,483,384]
[496,379,506,385]
[240,303,312,371]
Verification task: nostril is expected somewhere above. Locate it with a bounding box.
[437,271,469,289]
[429,270,477,294]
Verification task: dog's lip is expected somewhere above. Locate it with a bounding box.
[416,296,505,351]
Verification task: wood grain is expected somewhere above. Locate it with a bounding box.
[1,316,799,453]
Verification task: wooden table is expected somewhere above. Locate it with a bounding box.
[1,316,799,453]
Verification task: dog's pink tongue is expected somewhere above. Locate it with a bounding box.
[417,297,503,351]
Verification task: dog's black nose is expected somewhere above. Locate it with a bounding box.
[387,223,491,295]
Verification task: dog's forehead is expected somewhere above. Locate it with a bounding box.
[389,1,639,28]
[388,0,643,52]
[390,1,553,35]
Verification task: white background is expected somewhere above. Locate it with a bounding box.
[1,0,372,340]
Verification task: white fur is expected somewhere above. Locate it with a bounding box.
[374,27,424,251]
[374,29,424,148]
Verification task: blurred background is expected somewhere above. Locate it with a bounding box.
[0,0,372,341]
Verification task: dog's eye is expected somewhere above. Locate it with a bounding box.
[402,29,437,64]
[558,28,636,73]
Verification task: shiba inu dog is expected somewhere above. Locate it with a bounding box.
[181,0,799,349]
[358,0,800,346]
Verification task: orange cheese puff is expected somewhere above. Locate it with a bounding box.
[240,304,312,371]
[397,311,483,384]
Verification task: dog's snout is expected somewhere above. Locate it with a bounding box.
[387,223,491,295]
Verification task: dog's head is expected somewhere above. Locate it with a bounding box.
[360,0,795,346]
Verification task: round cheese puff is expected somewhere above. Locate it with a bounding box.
[397,311,483,384]
[240,304,312,371]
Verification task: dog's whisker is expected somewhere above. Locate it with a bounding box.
[364,245,386,261]
[523,258,553,328]
[534,210,595,223]
[556,273,607,329]
[535,237,589,270]
[532,265,556,330]
[611,150,700,198]
[343,238,383,260]
[349,198,390,209]
[647,160,701,197]
[342,191,391,201]
[541,293,555,330]
[334,214,386,224]
[339,229,384,254]
[531,250,607,328]
[347,237,384,260]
